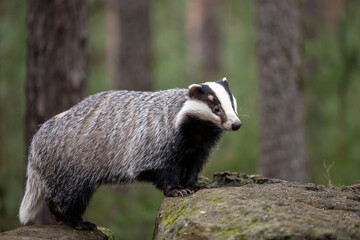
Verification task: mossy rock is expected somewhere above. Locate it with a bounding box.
[153,172,360,240]
[0,225,114,240]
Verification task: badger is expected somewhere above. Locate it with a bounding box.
[19,77,241,230]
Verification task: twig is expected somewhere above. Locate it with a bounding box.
[323,160,335,186]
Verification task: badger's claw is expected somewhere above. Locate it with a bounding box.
[183,188,194,194]
[164,187,194,197]
[186,184,208,192]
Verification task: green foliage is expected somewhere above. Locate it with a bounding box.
[304,0,360,185]
[152,0,187,89]
[86,184,163,240]
[205,0,258,177]
[88,0,110,94]
[0,0,26,232]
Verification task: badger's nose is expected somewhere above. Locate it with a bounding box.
[231,120,242,131]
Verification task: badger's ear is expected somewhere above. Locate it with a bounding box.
[216,77,229,87]
[188,84,203,99]
[221,77,229,86]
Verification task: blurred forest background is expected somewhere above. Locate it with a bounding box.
[0,0,359,239]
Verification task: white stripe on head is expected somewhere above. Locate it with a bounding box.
[205,81,240,130]
[232,95,238,115]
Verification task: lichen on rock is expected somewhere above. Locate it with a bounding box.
[153,172,360,240]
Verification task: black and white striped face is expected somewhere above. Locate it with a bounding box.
[177,77,242,131]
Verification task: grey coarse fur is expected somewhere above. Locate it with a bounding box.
[20,89,189,224]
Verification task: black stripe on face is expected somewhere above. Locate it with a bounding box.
[197,84,227,123]
[216,79,235,112]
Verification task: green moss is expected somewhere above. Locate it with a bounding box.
[224,228,241,236]
[212,198,225,203]
[187,206,204,217]
[267,205,276,211]
[221,227,247,239]
[242,221,258,229]
[97,227,115,240]
[164,203,176,213]
[161,202,204,227]
[162,203,187,226]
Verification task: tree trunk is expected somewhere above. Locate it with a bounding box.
[105,0,120,89]
[26,0,87,224]
[325,0,344,30]
[186,0,221,82]
[0,125,2,169]
[257,0,307,182]
[300,0,324,41]
[106,0,152,91]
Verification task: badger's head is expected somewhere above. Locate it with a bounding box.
[176,77,242,131]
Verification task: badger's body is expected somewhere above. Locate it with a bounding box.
[19,78,241,229]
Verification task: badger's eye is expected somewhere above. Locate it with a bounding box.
[213,105,221,113]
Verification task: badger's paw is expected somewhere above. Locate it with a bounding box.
[164,187,194,197]
[189,184,209,192]
[74,221,97,230]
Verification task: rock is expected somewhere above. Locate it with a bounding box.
[154,172,360,240]
[0,225,114,240]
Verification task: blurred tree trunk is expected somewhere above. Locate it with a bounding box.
[26,0,87,225]
[257,0,307,182]
[0,120,2,167]
[0,128,2,170]
[106,0,152,91]
[300,0,324,75]
[186,0,221,82]
[300,0,324,43]
[325,0,344,30]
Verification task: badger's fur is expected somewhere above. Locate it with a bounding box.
[19,78,241,229]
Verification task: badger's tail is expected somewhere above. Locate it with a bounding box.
[19,156,45,225]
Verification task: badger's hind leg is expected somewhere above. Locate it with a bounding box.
[47,181,97,230]
[48,199,97,230]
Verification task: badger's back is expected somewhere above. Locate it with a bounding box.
[32,89,188,185]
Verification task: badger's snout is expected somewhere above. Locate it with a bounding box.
[231,120,242,131]
[223,117,242,131]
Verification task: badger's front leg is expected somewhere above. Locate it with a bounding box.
[159,167,194,197]
[181,167,208,192]
[164,168,207,197]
